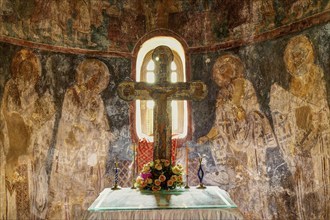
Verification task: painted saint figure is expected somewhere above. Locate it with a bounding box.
[0,49,56,219]
[270,35,330,219]
[73,0,95,46]
[198,54,275,219]
[48,59,111,219]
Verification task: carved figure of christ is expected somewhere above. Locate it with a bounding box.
[118,46,207,162]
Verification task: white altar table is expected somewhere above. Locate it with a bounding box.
[86,186,243,220]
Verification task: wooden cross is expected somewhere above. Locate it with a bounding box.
[118,46,207,162]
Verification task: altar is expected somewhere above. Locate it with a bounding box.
[90,46,244,219]
[87,186,243,220]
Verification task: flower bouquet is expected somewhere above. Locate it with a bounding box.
[135,159,184,191]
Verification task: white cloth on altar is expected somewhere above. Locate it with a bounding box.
[85,208,243,220]
[86,186,243,220]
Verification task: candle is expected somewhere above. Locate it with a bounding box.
[134,143,140,172]
[186,143,189,174]
[131,144,137,189]
[133,144,136,175]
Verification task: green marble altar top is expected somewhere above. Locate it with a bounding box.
[88,186,238,211]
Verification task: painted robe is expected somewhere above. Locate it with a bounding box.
[270,35,330,219]
[48,59,112,219]
[206,78,275,219]
[270,78,330,219]
[0,49,56,219]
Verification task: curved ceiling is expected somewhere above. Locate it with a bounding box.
[0,0,329,53]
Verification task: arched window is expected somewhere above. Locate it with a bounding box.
[135,37,188,142]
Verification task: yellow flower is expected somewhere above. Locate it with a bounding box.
[136,176,144,184]
[167,180,174,187]
[143,165,150,172]
[155,163,162,171]
[147,178,153,184]
[154,179,161,186]
[159,174,166,182]
[154,159,160,164]
[161,159,166,162]
[178,175,183,182]
[172,166,181,175]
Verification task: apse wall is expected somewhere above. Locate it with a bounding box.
[191,22,330,220]
[0,45,133,219]
[0,1,330,219]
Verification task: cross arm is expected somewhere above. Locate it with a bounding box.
[117,81,208,101]
[117,81,154,101]
[170,81,208,101]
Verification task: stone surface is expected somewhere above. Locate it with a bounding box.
[0,9,329,220]
[191,24,330,219]
[269,35,330,219]
[0,49,56,219]
[47,59,113,219]
[0,0,329,51]
[196,54,276,219]
[0,46,132,219]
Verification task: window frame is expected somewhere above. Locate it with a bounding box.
[132,35,191,145]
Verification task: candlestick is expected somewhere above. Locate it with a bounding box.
[111,158,121,190]
[197,156,206,189]
[185,143,190,189]
[185,143,188,173]
[135,142,140,173]
[115,161,118,181]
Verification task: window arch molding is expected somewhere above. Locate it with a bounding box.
[130,32,192,145]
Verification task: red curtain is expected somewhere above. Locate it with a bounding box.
[137,139,177,172]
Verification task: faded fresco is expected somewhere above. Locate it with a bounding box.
[192,23,330,219]
[47,59,112,219]
[0,0,146,51]
[0,49,56,219]
[270,35,330,219]
[0,4,329,220]
[0,45,132,219]
[197,54,277,219]
[0,0,329,51]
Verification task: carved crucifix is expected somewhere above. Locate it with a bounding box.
[118,46,207,162]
